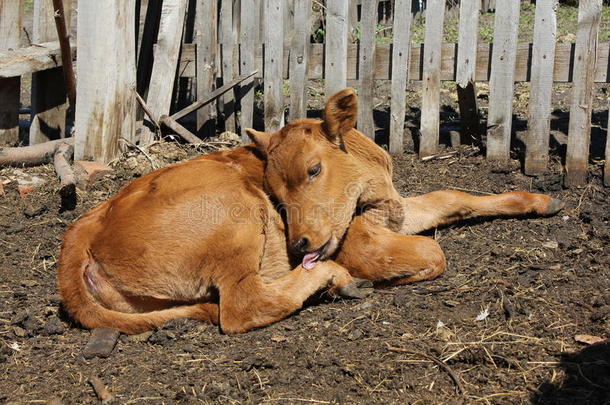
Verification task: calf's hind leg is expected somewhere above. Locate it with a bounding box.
[217,260,359,334]
[336,216,446,287]
[400,190,564,234]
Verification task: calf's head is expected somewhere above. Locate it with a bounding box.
[246,89,364,268]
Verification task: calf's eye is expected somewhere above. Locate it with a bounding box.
[308,163,321,179]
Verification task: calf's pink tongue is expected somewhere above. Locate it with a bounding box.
[302,252,320,270]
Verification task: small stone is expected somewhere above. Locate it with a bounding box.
[182,344,195,353]
[357,301,373,311]
[43,315,65,335]
[347,329,363,341]
[148,330,171,345]
[21,279,38,287]
[12,326,27,337]
[74,161,113,189]
[128,331,153,343]
[11,310,29,325]
[23,204,46,218]
[270,335,287,343]
[83,328,120,359]
[392,292,410,308]
[542,241,559,249]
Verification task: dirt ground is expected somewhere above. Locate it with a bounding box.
[1,137,608,404]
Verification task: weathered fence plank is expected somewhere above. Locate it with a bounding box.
[136,0,163,98]
[357,0,378,138]
[525,0,558,175]
[0,0,22,146]
[604,98,610,187]
[196,0,218,137]
[75,1,136,162]
[240,0,257,140]
[325,1,349,98]
[456,0,480,144]
[220,0,236,132]
[264,0,284,131]
[389,0,412,154]
[177,42,610,84]
[288,0,312,121]
[139,0,187,145]
[419,0,446,157]
[30,0,70,144]
[486,1,520,162]
[565,0,602,187]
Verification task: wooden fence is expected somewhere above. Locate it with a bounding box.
[0,0,609,188]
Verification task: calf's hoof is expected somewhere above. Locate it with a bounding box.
[337,278,374,299]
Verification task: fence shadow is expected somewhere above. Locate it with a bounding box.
[531,342,610,405]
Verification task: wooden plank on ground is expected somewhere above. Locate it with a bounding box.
[486,1,520,162]
[456,0,480,144]
[525,0,558,175]
[30,0,71,144]
[389,0,412,154]
[565,0,602,187]
[74,1,136,162]
[357,0,377,139]
[139,0,187,145]
[196,0,217,137]
[264,0,284,131]
[288,0,312,121]
[240,0,257,139]
[0,0,22,146]
[419,0,445,157]
[325,1,349,98]
[220,0,236,132]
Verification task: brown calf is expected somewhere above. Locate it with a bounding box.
[247,88,564,287]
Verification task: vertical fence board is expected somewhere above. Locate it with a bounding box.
[325,1,349,98]
[456,0,480,144]
[566,0,602,186]
[289,0,312,121]
[357,0,377,138]
[264,0,284,131]
[525,0,558,175]
[486,1,520,162]
[604,98,610,187]
[30,0,71,144]
[419,0,445,157]
[196,0,218,137]
[136,0,162,99]
[220,0,236,132]
[75,1,136,162]
[389,0,412,154]
[240,0,257,138]
[139,0,187,145]
[0,0,22,146]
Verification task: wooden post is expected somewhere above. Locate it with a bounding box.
[240,0,257,139]
[220,0,236,133]
[74,1,136,162]
[196,0,218,138]
[486,1,520,162]
[264,0,284,132]
[419,0,445,157]
[455,0,481,145]
[565,0,602,187]
[288,0,312,121]
[136,0,163,98]
[325,1,348,98]
[139,0,188,145]
[389,0,412,154]
[0,0,22,146]
[525,0,558,175]
[30,0,71,144]
[605,98,610,187]
[357,0,377,139]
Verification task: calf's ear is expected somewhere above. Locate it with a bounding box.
[245,128,272,155]
[322,88,358,145]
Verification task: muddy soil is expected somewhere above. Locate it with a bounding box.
[1,139,608,405]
